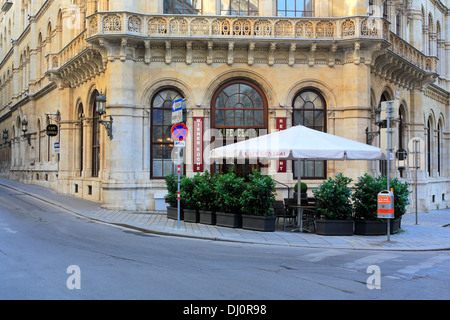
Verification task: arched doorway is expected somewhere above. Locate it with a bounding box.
[211,79,268,178]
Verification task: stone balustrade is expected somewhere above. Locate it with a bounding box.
[87,12,390,41]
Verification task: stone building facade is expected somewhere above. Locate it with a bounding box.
[0,0,448,212]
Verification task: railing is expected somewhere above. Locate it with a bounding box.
[389,32,438,74]
[46,30,88,70]
[87,12,390,41]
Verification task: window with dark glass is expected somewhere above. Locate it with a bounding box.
[427,117,432,175]
[164,0,202,14]
[292,90,326,179]
[277,0,314,17]
[151,89,182,179]
[91,91,100,178]
[437,121,441,175]
[221,0,259,16]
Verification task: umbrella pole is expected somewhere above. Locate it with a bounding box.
[298,159,303,232]
[292,159,305,232]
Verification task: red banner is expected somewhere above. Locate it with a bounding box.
[193,117,203,172]
[276,118,287,173]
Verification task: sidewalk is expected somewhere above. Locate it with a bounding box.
[1,177,449,251]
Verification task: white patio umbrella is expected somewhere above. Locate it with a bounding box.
[209,125,384,231]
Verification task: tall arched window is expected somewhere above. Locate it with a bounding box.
[292,89,326,179]
[427,116,432,176]
[211,79,268,178]
[77,103,84,174]
[437,120,442,176]
[151,89,183,179]
[398,105,406,177]
[37,119,41,163]
[90,90,100,177]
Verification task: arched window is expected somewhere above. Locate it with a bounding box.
[292,89,326,179]
[211,79,268,178]
[398,104,406,177]
[427,116,432,176]
[150,89,183,179]
[437,120,442,176]
[37,119,41,163]
[90,90,100,177]
[77,103,84,174]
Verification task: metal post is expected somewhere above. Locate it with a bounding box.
[177,149,181,230]
[386,101,391,242]
[414,139,419,225]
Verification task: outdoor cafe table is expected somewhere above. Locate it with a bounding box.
[287,204,317,232]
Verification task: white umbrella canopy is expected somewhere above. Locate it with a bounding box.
[209,125,384,161]
[209,125,384,232]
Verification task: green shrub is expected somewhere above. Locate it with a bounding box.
[312,173,353,220]
[294,182,308,193]
[180,175,197,210]
[164,174,178,207]
[352,173,384,220]
[240,170,276,216]
[352,174,411,220]
[214,172,246,214]
[376,176,411,219]
[192,171,218,211]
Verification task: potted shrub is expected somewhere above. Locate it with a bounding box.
[181,175,200,223]
[240,171,277,232]
[193,171,218,225]
[165,174,183,220]
[214,171,246,228]
[353,174,410,235]
[353,173,385,235]
[313,173,354,236]
[293,182,308,205]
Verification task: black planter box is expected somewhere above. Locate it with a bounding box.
[216,212,242,228]
[315,219,354,236]
[199,210,216,225]
[354,218,402,235]
[184,209,200,223]
[167,206,183,220]
[242,215,276,232]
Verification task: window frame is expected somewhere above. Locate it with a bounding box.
[277,0,314,18]
[150,88,184,179]
[164,0,203,15]
[220,0,260,16]
[291,89,327,180]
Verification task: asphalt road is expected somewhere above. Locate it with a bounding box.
[1,184,449,301]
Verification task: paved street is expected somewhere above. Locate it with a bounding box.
[0,179,449,300]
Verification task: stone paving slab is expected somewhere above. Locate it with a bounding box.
[1,177,449,251]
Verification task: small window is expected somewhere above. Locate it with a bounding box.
[164,0,203,15]
[221,0,259,16]
[277,0,314,17]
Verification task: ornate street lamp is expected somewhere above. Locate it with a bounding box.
[365,106,383,145]
[21,119,31,146]
[96,91,113,140]
[2,129,8,146]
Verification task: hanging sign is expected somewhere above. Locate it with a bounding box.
[46,124,58,137]
[193,117,203,172]
[276,118,287,173]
